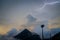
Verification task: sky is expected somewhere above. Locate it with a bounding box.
[0,0,60,35]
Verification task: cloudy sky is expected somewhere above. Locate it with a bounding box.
[0,0,60,35]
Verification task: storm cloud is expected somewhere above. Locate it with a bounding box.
[0,0,60,35]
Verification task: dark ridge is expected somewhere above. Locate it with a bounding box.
[51,32,60,40]
[14,29,60,40]
[14,29,41,40]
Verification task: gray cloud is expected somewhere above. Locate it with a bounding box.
[26,15,36,23]
[32,1,60,21]
[0,0,44,25]
[0,0,60,25]
[21,14,37,28]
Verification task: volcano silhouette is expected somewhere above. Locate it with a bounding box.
[14,29,41,40]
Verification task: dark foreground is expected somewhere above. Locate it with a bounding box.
[14,29,60,40]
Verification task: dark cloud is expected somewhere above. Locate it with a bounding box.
[26,15,36,22]
[21,14,37,28]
